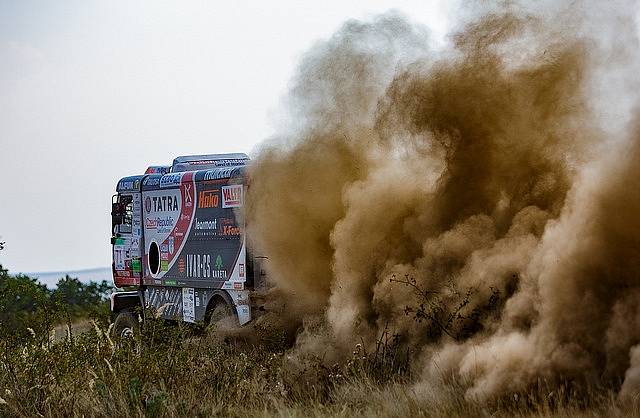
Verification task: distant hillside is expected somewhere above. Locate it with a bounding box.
[23,267,112,288]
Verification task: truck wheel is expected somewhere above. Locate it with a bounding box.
[113,311,139,339]
[206,298,238,330]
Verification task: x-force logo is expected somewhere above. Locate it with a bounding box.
[145,196,152,213]
[183,183,193,208]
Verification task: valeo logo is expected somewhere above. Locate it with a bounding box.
[215,255,223,270]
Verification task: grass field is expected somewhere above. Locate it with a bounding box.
[1,314,639,418]
[1,266,639,417]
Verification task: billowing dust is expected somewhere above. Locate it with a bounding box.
[245,1,640,400]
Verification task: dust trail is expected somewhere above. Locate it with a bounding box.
[246,1,640,399]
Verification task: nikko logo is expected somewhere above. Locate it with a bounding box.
[149,195,179,212]
[222,185,243,208]
[198,190,219,208]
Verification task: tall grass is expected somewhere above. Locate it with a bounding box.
[1,267,639,417]
[1,316,639,417]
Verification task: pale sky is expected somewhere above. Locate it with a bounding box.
[0,1,452,273]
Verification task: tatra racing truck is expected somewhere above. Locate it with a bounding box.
[110,154,266,337]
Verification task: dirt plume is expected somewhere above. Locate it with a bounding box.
[246,1,640,400]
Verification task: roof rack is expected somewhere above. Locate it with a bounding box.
[171,153,249,172]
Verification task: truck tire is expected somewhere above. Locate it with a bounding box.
[113,311,139,339]
[206,298,238,330]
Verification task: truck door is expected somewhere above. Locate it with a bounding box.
[111,193,143,287]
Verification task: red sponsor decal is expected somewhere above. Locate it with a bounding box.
[222,185,243,208]
[178,256,186,274]
[183,183,193,208]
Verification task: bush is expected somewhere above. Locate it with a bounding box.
[0,265,112,344]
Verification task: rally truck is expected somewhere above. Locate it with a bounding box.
[109,153,266,337]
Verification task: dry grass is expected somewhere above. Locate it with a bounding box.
[0,317,638,418]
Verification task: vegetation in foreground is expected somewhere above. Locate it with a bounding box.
[1,265,639,417]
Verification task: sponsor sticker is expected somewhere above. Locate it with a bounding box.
[118,179,138,191]
[143,177,161,187]
[184,253,227,279]
[149,195,179,212]
[198,190,219,208]
[219,217,241,236]
[203,168,234,181]
[160,173,183,188]
[222,185,243,208]
[222,224,241,236]
[183,183,193,208]
[146,216,175,233]
[178,256,186,274]
[182,288,195,323]
[195,217,217,231]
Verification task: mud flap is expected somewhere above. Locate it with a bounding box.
[226,289,251,325]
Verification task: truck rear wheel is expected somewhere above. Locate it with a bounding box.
[206,298,238,330]
[113,311,139,339]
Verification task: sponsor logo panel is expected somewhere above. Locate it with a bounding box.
[198,190,219,208]
[182,253,228,279]
[118,178,140,191]
[222,185,243,208]
[160,173,183,188]
[183,183,193,208]
[145,216,175,233]
[203,168,235,181]
[143,176,161,187]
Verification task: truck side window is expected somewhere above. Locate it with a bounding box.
[116,195,133,234]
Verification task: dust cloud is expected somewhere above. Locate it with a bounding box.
[245,1,640,399]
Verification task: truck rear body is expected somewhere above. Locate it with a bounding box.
[110,153,263,325]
